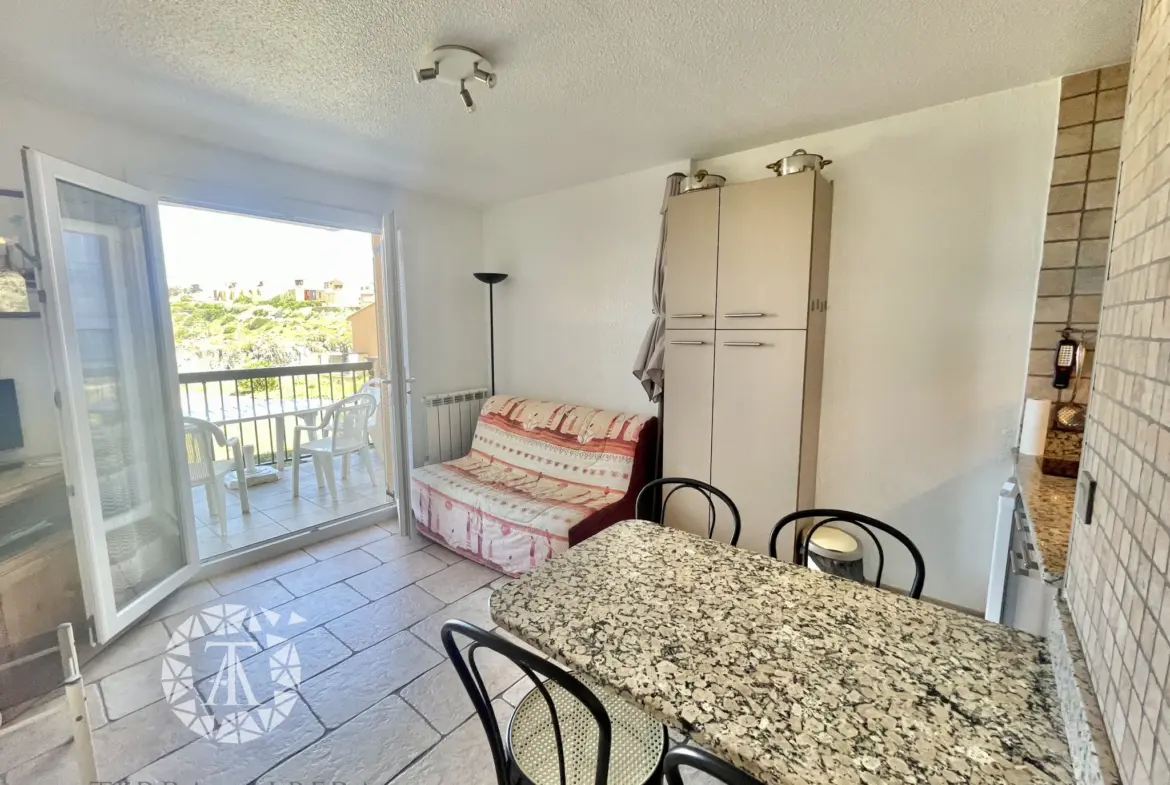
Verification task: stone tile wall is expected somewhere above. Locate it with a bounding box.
[1064,3,1170,783]
[1028,64,1131,405]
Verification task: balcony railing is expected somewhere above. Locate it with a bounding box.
[178,361,375,465]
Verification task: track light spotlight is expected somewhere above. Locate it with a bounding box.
[460,80,475,113]
[472,62,497,88]
[415,46,495,111]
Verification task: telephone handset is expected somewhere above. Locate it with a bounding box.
[1053,329,1078,389]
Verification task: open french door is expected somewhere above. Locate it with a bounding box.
[23,149,200,644]
[380,213,416,535]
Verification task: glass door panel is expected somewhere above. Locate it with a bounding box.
[25,150,198,643]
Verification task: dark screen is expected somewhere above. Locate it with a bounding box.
[0,379,23,452]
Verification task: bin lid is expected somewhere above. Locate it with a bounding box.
[807,526,862,561]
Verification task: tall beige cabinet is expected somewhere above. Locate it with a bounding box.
[661,170,832,558]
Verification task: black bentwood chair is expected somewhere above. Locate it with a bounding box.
[441,620,667,785]
[768,508,926,599]
[635,477,742,546]
[663,745,764,785]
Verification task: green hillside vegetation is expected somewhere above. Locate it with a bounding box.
[169,289,357,374]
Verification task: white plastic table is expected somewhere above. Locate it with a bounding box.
[180,398,332,471]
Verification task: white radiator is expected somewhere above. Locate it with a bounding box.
[421,388,490,464]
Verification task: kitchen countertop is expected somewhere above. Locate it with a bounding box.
[1016,454,1077,579]
[491,520,1075,785]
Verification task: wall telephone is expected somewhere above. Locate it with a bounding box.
[1053,329,1078,389]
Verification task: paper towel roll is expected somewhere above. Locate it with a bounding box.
[1020,399,1051,456]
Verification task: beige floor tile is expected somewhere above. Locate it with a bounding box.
[275,548,380,597]
[325,585,444,651]
[0,683,107,774]
[416,560,501,603]
[142,580,221,623]
[261,499,332,524]
[91,698,196,783]
[265,582,369,636]
[197,506,275,532]
[363,533,429,563]
[221,521,289,551]
[263,695,438,784]
[196,626,351,715]
[346,550,448,601]
[409,588,495,653]
[500,676,539,707]
[160,580,295,636]
[99,621,257,719]
[389,700,512,785]
[126,699,324,784]
[401,650,523,733]
[208,549,317,595]
[83,620,172,680]
[302,524,389,560]
[299,630,441,728]
[423,542,464,565]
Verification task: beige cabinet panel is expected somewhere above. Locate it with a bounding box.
[664,188,719,330]
[716,172,816,330]
[662,331,716,538]
[711,330,806,556]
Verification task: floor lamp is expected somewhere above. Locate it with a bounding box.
[473,272,508,394]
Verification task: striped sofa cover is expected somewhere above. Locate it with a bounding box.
[410,396,657,576]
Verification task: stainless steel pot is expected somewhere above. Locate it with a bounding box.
[765,149,832,177]
[682,169,727,192]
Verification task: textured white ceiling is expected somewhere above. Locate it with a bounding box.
[0,0,1138,203]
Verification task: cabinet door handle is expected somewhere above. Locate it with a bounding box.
[669,313,707,318]
[725,312,766,318]
[722,341,764,347]
[669,340,706,345]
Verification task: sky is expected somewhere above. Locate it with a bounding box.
[158,204,376,290]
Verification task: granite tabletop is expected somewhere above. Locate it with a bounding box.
[1016,455,1076,579]
[491,520,1074,785]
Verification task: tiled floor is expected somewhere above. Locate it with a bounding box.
[1,523,713,785]
[193,453,392,560]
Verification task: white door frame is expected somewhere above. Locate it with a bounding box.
[379,214,415,535]
[23,149,201,643]
[150,196,416,541]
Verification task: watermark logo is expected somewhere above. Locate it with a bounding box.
[162,603,306,744]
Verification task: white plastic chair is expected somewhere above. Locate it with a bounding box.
[292,392,379,501]
[183,416,251,536]
[359,378,390,477]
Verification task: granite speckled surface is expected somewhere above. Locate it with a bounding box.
[1017,455,1077,579]
[1046,598,1120,785]
[491,521,1074,785]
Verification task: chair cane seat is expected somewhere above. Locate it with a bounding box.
[508,676,665,785]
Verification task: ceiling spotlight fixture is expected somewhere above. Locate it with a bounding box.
[459,80,475,113]
[414,45,496,112]
[472,61,496,89]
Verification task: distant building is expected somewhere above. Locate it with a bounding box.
[212,281,268,301]
[294,278,350,305]
[348,303,379,360]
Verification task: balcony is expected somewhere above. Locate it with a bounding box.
[177,361,393,559]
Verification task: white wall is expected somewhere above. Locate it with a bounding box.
[0,316,59,457]
[482,161,689,415]
[484,83,1057,610]
[0,91,485,468]
[392,190,487,465]
[698,83,1056,610]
